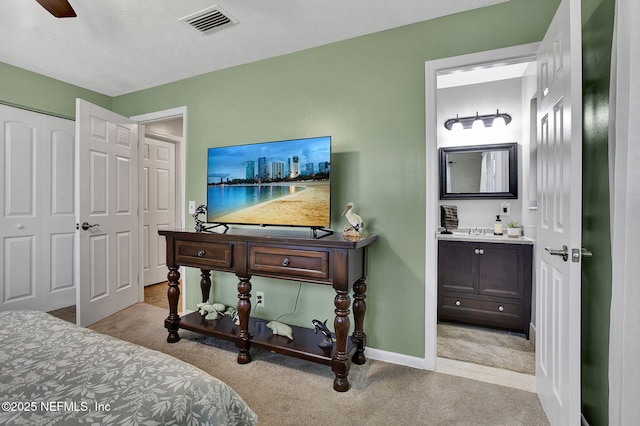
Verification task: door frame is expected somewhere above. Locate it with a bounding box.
[131,107,187,312]
[423,43,539,371]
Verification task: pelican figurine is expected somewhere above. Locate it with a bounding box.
[341,201,364,233]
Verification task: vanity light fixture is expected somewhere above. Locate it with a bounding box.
[444,109,512,131]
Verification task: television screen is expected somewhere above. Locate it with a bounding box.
[206,136,331,228]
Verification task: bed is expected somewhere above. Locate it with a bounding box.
[0,310,257,425]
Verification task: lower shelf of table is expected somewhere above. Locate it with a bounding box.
[178,311,355,366]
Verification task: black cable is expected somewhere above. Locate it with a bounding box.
[252,281,303,322]
[275,281,303,322]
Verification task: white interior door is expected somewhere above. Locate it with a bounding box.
[143,136,176,286]
[535,0,582,424]
[0,105,76,312]
[75,99,140,327]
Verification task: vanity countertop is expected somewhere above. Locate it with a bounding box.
[436,231,534,245]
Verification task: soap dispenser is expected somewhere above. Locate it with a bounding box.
[494,215,503,235]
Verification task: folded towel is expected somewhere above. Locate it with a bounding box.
[440,205,459,230]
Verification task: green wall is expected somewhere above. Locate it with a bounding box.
[581,0,615,424]
[0,62,111,119]
[111,0,560,357]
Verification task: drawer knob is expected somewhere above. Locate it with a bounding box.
[474,249,480,255]
[281,257,290,267]
[197,250,206,257]
[455,300,461,306]
[498,305,504,312]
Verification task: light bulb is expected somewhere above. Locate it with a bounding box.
[451,114,463,132]
[472,112,484,130]
[492,109,506,128]
[493,116,506,128]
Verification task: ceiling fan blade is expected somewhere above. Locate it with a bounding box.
[35,0,77,18]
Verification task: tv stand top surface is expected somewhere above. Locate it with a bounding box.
[159,228,377,249]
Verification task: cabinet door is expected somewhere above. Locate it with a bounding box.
[477,243,524,299]
[438,241,477,293]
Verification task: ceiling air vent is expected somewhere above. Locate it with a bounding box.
[179,5,238,35]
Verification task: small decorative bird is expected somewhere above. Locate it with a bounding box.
[342,201,364,233]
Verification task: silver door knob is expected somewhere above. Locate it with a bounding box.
[80,222,99,231]
[545,245,569,261]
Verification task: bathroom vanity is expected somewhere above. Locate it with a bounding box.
[437,233,533,338]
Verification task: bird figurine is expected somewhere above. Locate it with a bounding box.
[341,201,364,238]
[312,319,333,348]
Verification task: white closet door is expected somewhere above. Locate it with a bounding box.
[0,105,76,312]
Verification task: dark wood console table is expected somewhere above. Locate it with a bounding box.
[159,229,377,392]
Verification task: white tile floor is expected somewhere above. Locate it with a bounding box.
[436,356,536,392]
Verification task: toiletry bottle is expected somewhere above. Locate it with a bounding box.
[494,215,503,235]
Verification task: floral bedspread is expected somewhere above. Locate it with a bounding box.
[0,310,257,425]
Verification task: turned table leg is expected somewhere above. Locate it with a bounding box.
[200,269,212,303]
[165,267,181,343]
[332,289,352,392]
[351,278,367,365]
[235,276,252,364]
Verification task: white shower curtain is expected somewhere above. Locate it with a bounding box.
[608,0,640,424]
[480,152,492,192]
[479,151,508,192]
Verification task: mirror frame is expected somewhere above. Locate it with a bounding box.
[439,142,518,200]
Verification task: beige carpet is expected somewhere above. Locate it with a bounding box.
[47,305,75,323]
[46,282,175,324]
[437,322,535,375]
[87,303,548,426]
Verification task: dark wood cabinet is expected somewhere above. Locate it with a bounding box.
[159,229,377,392]
[438,240,532,338]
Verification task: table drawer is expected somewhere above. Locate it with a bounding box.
[439,294,522,330]
[248,245,329,280]
[175,240,233,269]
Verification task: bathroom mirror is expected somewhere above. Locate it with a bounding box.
[439,142,518,199]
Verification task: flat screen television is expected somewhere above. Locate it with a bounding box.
[206,136,331,230]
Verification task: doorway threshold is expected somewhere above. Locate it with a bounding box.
[436,356,535,393]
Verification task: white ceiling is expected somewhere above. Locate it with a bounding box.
[1,0,509,97]
[437,61,536,89]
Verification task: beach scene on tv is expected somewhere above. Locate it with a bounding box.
[207,136,331,228]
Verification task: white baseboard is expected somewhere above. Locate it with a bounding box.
[364,347,536,393]
[365,347,426,369]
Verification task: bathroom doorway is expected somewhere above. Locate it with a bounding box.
[425,43,539,390]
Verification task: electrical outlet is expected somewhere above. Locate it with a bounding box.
[188,201,196,214]
[501,201,511,216]
[256,291,265,309]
